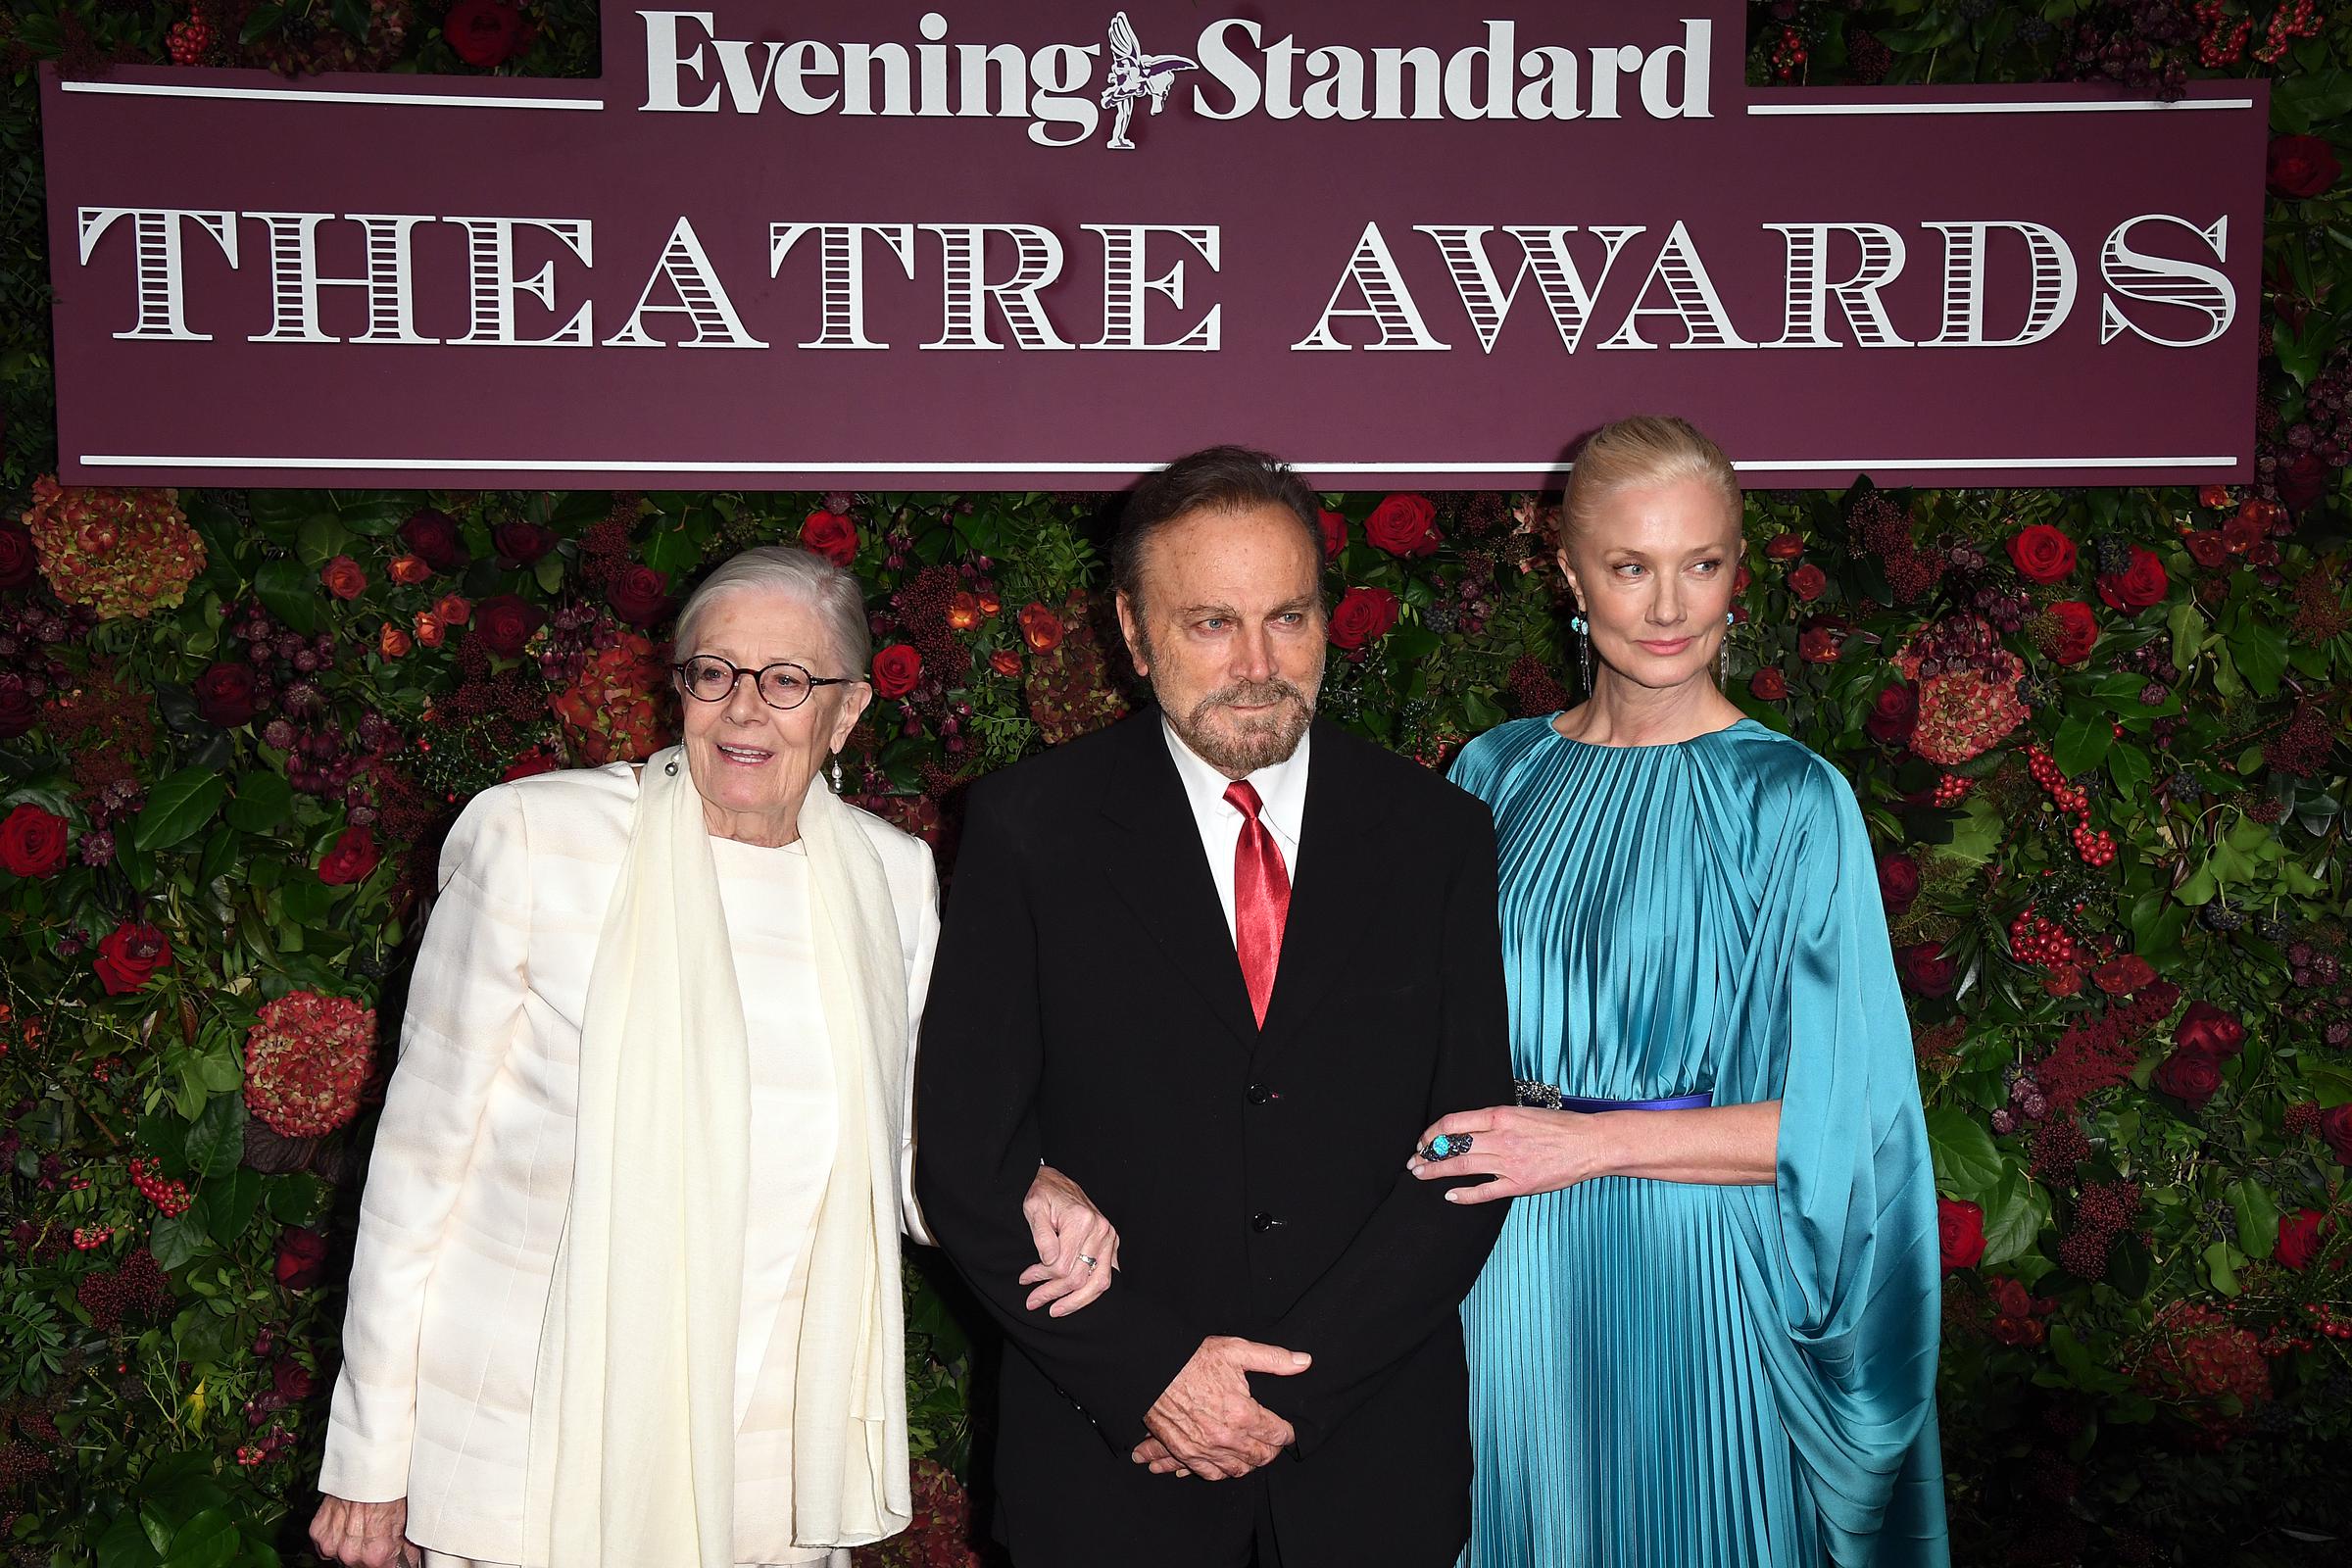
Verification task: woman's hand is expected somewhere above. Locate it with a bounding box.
[1406,1105,1622,1202]
[1019,1164,1120,1316]
[310,1495,417,1568]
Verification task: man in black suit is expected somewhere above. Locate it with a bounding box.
[915,447,1514,1568]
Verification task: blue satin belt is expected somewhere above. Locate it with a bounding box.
[1514,1079,1712,1113]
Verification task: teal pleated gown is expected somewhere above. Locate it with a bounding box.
[1447,716,1948,1568]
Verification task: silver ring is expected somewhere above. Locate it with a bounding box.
[1077,1253,1099,1270]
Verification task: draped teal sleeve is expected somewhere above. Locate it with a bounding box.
[1736,756,1948,1566]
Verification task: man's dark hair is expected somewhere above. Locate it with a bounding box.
[1110,445,1325,612]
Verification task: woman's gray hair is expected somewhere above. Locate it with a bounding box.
[672,545,872,678]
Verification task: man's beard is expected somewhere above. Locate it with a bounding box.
[1161,672,1319,776]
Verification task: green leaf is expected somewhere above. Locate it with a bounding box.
[1979,1167,2052,1268]
[2106,743,2151,803]
[295,515,353,572]
[1925,1106,2005,1205]
[237,4,285,47]
[2053,713,2113,779]
[183,1093,248,1181]
[224,772,294,835]
[2168,600,2203,673]
[253,558,320,634]
[2201,1240,2244,1298]
[196,1168,264,1248]
[2175,862,2218,906]
[195,826,241,889]
[2230,618,2290,698]
[534,553,567,594]
[269,1173,330,1225]
[96,1518,161,1568]
[330,0,372,48]
[134,767,229,853]
[163,1508,239,1568]
[147,1212,206,1273]
[2229,1179,2280,1260]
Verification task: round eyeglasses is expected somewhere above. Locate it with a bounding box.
[670,655,858,711]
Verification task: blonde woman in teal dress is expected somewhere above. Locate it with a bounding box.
[1409,417,1949,1567]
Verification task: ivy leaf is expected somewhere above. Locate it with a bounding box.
[183,1093,248,1182]
[1925,1106,2005,1205]
[2228,1179,2280,1259]
[1979,1167,2052,1268]
[295,515,353,572]
[237,4,285,47]
[134,767,228,854]
[330,0,373,48]
[2053,713,2112,779]
[253,558,321,634]
[196,1168,264,1248]
[2230,618,2289,698]
[2106,743,2151,802]
[146,1212,207,1273]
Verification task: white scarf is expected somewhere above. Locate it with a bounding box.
[524,748,912,1568]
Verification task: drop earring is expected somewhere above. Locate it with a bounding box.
[831,756,845,793]
[1571,612,1592,692]
[1720,610,1734,683]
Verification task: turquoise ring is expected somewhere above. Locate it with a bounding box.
[1421,1132,1472,1161]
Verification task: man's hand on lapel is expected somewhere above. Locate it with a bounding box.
[1134,1335,1311,1479]
[1019,1164,1121,1316]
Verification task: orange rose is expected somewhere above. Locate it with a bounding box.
[990,649,1022,678]
[320,556,368,600]
[434,594,472,626]
[1019,603,1064,652]
[378,624,413,658]
[414,611,446,649]
[388,554,432,585]
[948,592,982,631]
[977,590,1002,616]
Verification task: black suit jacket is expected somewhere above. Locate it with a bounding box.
[915,712,1514,1568]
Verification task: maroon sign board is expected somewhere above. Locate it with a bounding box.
[41,2,2267,491]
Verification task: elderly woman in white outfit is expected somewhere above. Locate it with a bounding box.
[310,547,1117,1568]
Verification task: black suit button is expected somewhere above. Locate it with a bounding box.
[1247,1083,1275,1105]
[1250,1212,1280,1233]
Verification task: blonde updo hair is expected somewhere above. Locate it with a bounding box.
[1560,415,1742,553]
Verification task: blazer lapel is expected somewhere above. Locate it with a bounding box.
[1098,715,1262,1052]
[1256,722,1391,1048]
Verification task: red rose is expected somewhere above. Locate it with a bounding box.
[0,683,33,740]
[320,556,368,601]
[2277,451,2332,512]
[502,750,559,782]
[388,555,432,586]
[1877,853,1920,917]
[1363,493,1440,558]
[471,593,547,658]
[1865,682,1917,746]
[2095,547,2169,612]
[2092,955,2157,996]
[1019,603,1065,653]
[270,1355,317,1402]
[0,804,71,878]
[94,920,172,995]
[274,1227,329,1290]
[990,649,1022,678]
[1797,625,1842,664]
[446,0,528,69]
[1894,941,1956,997]
[2006,524,2078,584]
[2221,511,2267,556]
[2045,602,2099,666]
[606,564,672,628]
[2277,1210,2328,1272]
[193,662,259,727]
[1748,667,1788,701]
[1317,509,1348,562]
[435,594,472,627]
[800,510,858,567]
[872,644,922,698]
[2268,133,2341,199]
[0,520,37,589]
[2174,1000,2246,1059]
[1764,532,1804,563]
[2326,1105,2352,1166]
[1937,1198,1985,1272]
[2182,530,2229,570]
[2153,1049,2224,1109]
[491,519,557,566]
[1327,586,1399,651]
[317,826,380,886]
[397,508,466,572]
[1788,563,1828,603]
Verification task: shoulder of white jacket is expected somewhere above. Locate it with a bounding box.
[836,798,937,882]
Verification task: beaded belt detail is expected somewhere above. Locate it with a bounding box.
[1515,1080,1713,1113]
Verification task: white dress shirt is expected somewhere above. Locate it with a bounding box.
[1161,718,1310,944]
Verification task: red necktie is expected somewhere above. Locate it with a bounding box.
[1225,780,1292,1027]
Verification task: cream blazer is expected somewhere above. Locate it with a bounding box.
[318,764,939,1562]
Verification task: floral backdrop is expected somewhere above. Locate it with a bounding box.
[2,3,2351,1565]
